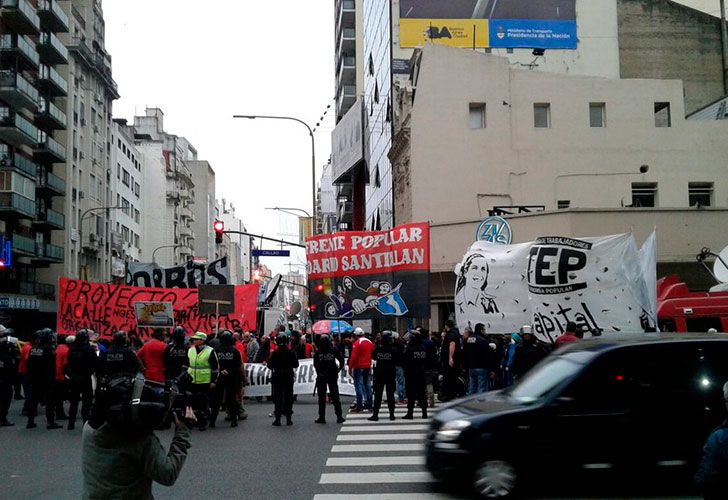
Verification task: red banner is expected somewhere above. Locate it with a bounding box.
[57,278,258,338]
[306,222,430,280]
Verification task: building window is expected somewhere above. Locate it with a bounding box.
[374,164,380,188]
[534,103,551,128]
[689,182,713,207]
[558,200,571,209]
[134,182,140,197]
[122,169,130,187]
[121,197,130,215]
[631,182,658,207]
[589,103,606,128]
[135,233,140,249]
[134,209,140,223]
[654,102,671,127]
[468,103,486,129]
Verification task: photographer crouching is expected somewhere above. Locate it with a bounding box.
[81,353,196,499]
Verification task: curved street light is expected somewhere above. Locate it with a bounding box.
[152,244,185,265]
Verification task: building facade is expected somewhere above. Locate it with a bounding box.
[187,159,215,263]
[1,0,70,326]
[217,198,251,284]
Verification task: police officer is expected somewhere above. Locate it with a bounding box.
[0,327,20,426]
[313,335,345,424]
[164,327,189,382]
[463,323,494,395]
[368,331,400,422]
[402,330,434,420]
[268,333,299,426]
[66,330,98,430]
[98,331,141,380]
[26,329,60,429]
[187,332,219,431]
[211,331,242,428]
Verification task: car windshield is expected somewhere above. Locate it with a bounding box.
[507,351,593,404]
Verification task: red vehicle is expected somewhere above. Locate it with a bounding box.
[657,274,728,333]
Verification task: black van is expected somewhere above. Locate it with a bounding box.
[425,335,728,498]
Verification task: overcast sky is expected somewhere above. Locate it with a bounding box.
[104,0,335,276]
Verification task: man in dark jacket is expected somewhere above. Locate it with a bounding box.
[368,331,400,421]
[512,326,549,380]
[313,334,345,424]
[210,331,242,428]
[26,329,60,429]
[440,320,462,402]
[268,334,299,426]
[0,328,20,426]
[164,327,189,382]
[66,330,98,430]
[403,330,435,420]
[98,331,141,380]
[463,323,494,395]
[695,381,728,499]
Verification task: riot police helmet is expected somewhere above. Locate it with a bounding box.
[381,330,394,345]
[275,333,290,347]
[113,331,128,346]
[219,330,234,346]
[76,329,89,343]
[172,326,186,343]
[318,334,332,348]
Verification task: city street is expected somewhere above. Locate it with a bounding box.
[0,395,700,500]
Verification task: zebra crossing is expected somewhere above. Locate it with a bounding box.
[313,404,464,500]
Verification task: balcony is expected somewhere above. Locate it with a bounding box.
[33,133,66,163]
[0,152,38,179]
[337,0,355,32]
[37,0,69,33]
[33,207,64,230]
[0,70,38,110]
[179,186,192,199]
[337,84,356,114]
[35,170,65,196]
[337,55,356,86]
[35,97,66,130]
[339,27,355,55]
[0,34,40,70]
[11,233,36,256]
[180,225,192,237]
[0,193,35,219]
[33,242,64,264]
[37,64,67,96]
[37,31,68,65]
[0,111,39,147]
[0,0,40,35]
[180,205,193,220]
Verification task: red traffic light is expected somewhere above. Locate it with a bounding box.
[214,220,224,244]
[315,284,324,293]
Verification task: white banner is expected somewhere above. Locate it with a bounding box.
[244,358,356,397]
[455,234,657,343]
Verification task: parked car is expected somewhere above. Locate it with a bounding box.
[426,334,728,498]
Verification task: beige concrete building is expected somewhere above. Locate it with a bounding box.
[392,46,728,329]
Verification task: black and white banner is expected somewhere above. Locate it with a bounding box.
[455,233,657,342]
[244,359,356,397]
[125,257,230,289]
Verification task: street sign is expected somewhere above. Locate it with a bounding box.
[253,249,291,257]
[476,216,513,245]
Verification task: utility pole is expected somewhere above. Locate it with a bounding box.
[721,0,728,94]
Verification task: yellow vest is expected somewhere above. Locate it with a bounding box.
[187,346,213,384]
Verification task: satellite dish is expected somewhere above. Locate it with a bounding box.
[290,301,302,316]
[714,246,728,283]
[264,274,282,304]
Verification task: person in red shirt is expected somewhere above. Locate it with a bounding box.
[136,329,167,383]
[18,335,34,414]
[54,335,73,419]
[348,328,374,412]
[555,321,580,349]
[232,331,248,421]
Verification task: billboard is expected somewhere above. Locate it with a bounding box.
[126,256,230,288]
[331,97,365,184]
[306,222,431,320]
[399,0,577,50]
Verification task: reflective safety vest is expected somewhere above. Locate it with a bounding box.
[187,346,213,384]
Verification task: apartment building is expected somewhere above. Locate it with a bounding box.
[187,159,215,263]
[0,0,69,326]
[217,198,252,284]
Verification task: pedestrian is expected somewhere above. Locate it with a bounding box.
[419,329,439,408]
[313,334,346,424]
[164,327,189,382]
[98,331,142,380]
[500,332,516,388]
[554,321,580,349]
[368,331,399,421]
[53,334,71,420]
[18,332,35,416]
[348,327,374,412]
[440,320,462,402]
[211,331,242,428]
[0,327,20,426]
[255,335,272,364]
[695,381,728,499]
[26,329,61,429]
[512,326,549,381]
[66,330,98,430]
[136,329,167,383]
[268,333,299,426]
[187,332,219,431]
[402,330,433,420]
[464,323,494,395]
[295,332,314,359]
[231,330,249,421]
[246,332,259,363]
[393,332,406,404]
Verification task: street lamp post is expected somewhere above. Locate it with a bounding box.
[152,244,185,265]
[79,205,122,280]
[233,115,317,234]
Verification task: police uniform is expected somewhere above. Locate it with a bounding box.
[313,341,345,423]
[98,344,140,380]
[164,340,189,382]
[268,339,299,425]
[211,341,242,427]
[370,341,399,421]
[26,340,58,428]
[66,338,98,430]
[0,337,19,425]
[403,334,434,419]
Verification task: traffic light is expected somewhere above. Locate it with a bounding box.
[315,283,324,293]
[213,220,224,244]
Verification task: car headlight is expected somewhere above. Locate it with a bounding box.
[435,419,471,442]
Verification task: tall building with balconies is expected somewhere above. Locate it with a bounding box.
[0,0,69,327]
[334,0,363,123]
[187,159,215,263]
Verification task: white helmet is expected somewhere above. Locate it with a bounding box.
[354,327,365,337]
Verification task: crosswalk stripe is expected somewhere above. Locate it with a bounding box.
[314,495,450,500]
[331,443,425,453]
[343,419,431,426]
[341,425,429,432]
[319,472,434,484]
[336,433,427,441]
[325,456,426,466]
[346,412,437,419]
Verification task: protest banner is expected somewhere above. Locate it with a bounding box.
[134,302,174,328]
[244,359,356,397]
[57,278,258,338]
[307,222,431,320]
[125,257,230,288]
[455,233,657,342]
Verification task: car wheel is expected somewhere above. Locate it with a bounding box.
[473,460,517,498]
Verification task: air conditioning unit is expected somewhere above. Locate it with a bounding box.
[78,191,85,199]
